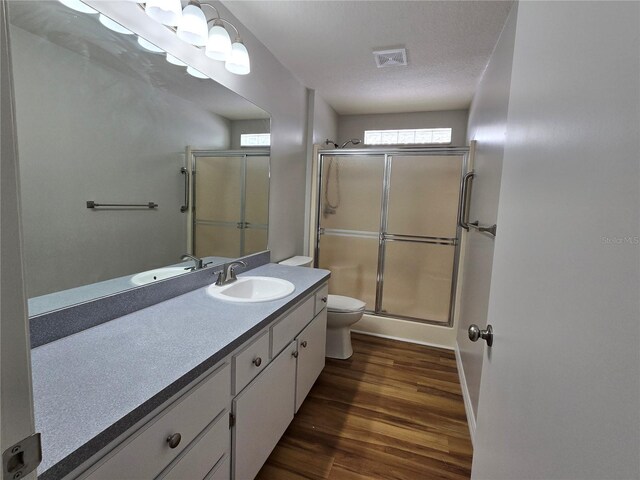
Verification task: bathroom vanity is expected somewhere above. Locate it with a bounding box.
[30,263,330,480]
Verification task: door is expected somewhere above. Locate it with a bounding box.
[472,2,640,479]
[295,309,327,412]
[232,341,297,480]
[1,1,38,478]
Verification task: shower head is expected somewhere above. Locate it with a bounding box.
[340,138,361,148]
[325,138,339,148]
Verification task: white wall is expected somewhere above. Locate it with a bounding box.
[88,1,310,263]
[455,3,517,435]
[311,91,339,145]
[338,109,468,146]
[11,25,230,297]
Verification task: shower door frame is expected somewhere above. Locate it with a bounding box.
[314,146,469,327]
[190,149,271,257]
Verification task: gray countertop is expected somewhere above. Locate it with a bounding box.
[31,264,330,479]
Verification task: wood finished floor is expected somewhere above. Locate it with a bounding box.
[256,333,473,480]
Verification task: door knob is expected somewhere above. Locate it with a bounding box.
[468,324,493,347]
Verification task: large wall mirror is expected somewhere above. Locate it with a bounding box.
[8,1,270,316]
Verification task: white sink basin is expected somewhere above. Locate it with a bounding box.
[206,276,295,303]
[130,267,188,286]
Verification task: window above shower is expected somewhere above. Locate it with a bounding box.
[364,128,452,145]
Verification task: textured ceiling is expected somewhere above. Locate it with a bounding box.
[224,0,513,115]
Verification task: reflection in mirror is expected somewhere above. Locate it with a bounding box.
[7,1,270,315]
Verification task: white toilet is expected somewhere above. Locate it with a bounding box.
[278,256,366,360]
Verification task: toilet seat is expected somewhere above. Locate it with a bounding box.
[327,294,366,313]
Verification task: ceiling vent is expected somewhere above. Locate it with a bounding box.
[373,48,408,68]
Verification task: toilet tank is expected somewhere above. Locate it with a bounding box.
[278,256,313,267]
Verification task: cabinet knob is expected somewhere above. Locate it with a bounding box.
[321,296,327,303]
[292,350,299,358]
[301,340,308,348]
[166,433,181,449]
[253,357,262,367]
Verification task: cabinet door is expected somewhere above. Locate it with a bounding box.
[295,310,327,412]
[232,341,297,480]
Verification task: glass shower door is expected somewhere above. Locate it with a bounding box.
[317,154,385,310]
[244,155,270,254]
[381,154,463,323]
[193,155,243,258]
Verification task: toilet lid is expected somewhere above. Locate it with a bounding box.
[327,294,366,312]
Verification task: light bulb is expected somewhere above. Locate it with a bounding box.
[145,0,182,27]
[186,66,208,79]
[205,22,232,61]
[166,54,187,67]
[99,14,133,35]
[58,0,97,14]
[176,3,208,46]
[137,37,164,54]
[225,40,250,75]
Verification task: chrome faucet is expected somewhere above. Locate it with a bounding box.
[215,261,247,286]
[181,253,204,271]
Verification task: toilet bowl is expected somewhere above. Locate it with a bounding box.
[326,294,366,359]
[278,257,366,360]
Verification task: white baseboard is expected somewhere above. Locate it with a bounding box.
[352,329,453,351]
[455,341,476,447]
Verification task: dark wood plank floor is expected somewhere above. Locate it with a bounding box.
[256,333,473,480]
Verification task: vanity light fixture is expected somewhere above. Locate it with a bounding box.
[145,0,182,27]
[205,19,232,60]
[176,1,209,46]
[59,0,98,14]
[99,14,134,34]
[225,37,250,75]
[186,65,208,79]
[137,36,165,53]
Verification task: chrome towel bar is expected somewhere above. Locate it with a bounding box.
[457,170,497,237]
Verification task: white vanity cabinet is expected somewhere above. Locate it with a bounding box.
[77,281,328,480]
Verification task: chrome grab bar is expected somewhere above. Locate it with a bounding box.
[457,171,475,230]
[87,201,157,209]
[180,167,190,213]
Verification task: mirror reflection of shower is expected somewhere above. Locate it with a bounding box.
[323,138,361,216]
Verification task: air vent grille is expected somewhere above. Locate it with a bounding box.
[373,48,408,68]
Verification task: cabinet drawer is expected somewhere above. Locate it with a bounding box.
[87,363,230,480]
[160,410,229,480]
[205,454,230,480]
[271,296,314,356]
[314,284,329,316]
[233,331,269,394]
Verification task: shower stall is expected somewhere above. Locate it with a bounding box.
[191,149,270,258]
[315,147,468,326]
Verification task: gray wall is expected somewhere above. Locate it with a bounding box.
[456,4,517,430]
[337,109,468,146]
[11,26,231,297]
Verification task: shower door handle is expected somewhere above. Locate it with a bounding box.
[458,171,475,230]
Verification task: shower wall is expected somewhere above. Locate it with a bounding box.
[317,150,465,325]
